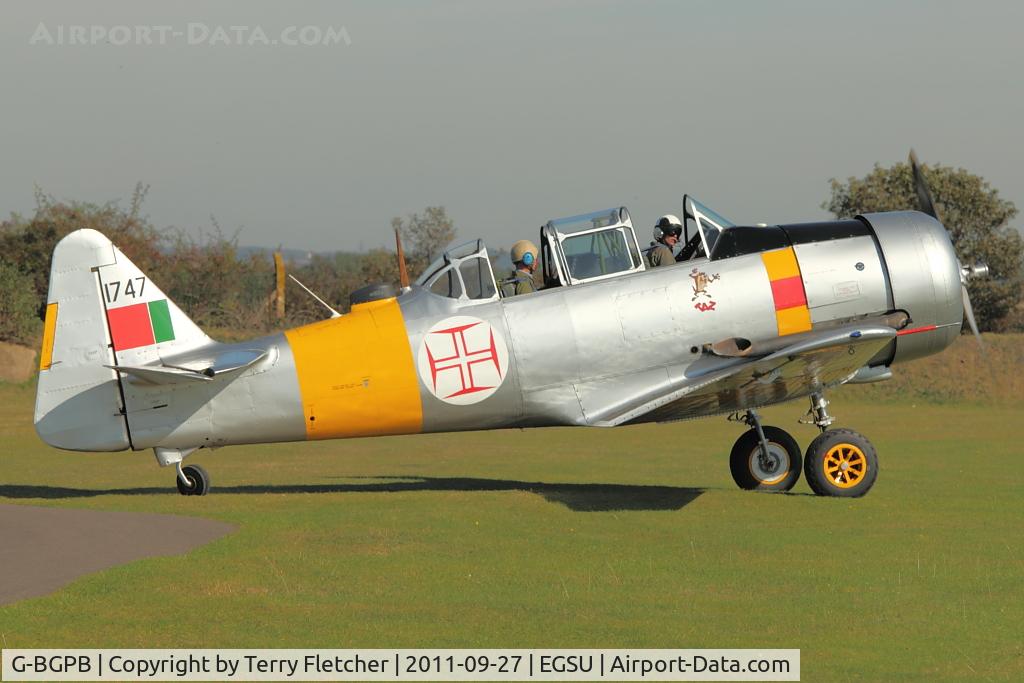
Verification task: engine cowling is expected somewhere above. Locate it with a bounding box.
[859,211,963,364]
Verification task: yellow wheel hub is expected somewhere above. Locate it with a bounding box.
[823,443,868,489]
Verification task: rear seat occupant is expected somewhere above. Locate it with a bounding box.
[503,240,540,296]
[647,215,682,267]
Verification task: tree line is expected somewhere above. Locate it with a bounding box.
[1,158,1022,348]
[0,185,457,345]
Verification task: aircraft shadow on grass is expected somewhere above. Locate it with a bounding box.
[0,477,705,512]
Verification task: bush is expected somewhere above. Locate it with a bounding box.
[0,190,460,343]
[0,260,42,346]
[825,158,1023,330]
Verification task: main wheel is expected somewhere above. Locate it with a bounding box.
[176,464,210,496]
[804,428,878,497]
[729,426,802,492]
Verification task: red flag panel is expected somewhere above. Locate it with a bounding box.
[107,302,155,350]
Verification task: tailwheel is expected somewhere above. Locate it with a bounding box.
[729,426,802,492]
[176,464,210,496]
[804,428,878,497]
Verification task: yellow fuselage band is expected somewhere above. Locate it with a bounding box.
[284,299,423,439]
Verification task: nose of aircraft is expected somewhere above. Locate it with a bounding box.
[860,210,963,364]
[909,149,987,349]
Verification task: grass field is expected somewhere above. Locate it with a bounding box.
[1,375,1022,680]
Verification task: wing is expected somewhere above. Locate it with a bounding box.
[579,325,895,427]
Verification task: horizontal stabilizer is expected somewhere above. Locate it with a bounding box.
[162,348,269,376]
[109,349,270,385]
[106,364,212,385]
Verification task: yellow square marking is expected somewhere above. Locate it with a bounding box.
[776,305,812,336]
[761,247,801,281]
[39,303,58,370]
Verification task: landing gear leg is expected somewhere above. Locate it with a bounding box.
[154,447,210,496]
[728,410,802,492]
[747,409,772,466]
[801,391,879,497]
[809,392,834,432]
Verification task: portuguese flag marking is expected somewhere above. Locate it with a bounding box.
[107,300,175,351]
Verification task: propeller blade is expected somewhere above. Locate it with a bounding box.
[961,283,984,350]
[909,149,940,221]
[911,150,986,346]
[394,227,410,290]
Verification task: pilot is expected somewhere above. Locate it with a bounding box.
[504,239,540,296]
[647,215,683,267]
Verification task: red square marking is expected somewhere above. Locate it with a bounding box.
[770,275,807,311]
[107,303,155,350]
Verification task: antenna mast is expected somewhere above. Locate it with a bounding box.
[287,274,341,318]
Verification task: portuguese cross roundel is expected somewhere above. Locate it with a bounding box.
[416,315,509,405]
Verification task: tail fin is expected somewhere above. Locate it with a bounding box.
[34,229,210,451]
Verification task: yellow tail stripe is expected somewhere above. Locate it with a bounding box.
[39,303,58,370]
[284,299,423,439]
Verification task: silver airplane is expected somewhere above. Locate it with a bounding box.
[34,186,983,499]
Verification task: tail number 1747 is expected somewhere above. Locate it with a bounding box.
[104,277,146,304]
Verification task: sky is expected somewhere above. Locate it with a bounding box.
[1,1,1021,253]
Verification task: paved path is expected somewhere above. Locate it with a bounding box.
[0,504,234,606]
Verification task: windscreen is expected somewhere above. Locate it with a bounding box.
[562,228,633,279]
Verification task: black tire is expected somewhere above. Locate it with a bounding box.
[804,428,878,497]
[176,464,210,497]
[729,426,802,492]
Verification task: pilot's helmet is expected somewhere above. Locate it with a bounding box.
[511,239,539,267]
[654,215,683,242]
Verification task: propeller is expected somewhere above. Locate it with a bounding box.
[961,285,981,342]
[909,149,938,221]
[908,149,986,349]
[394,227,411,291]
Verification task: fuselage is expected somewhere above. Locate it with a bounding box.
[96,211,962,453]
